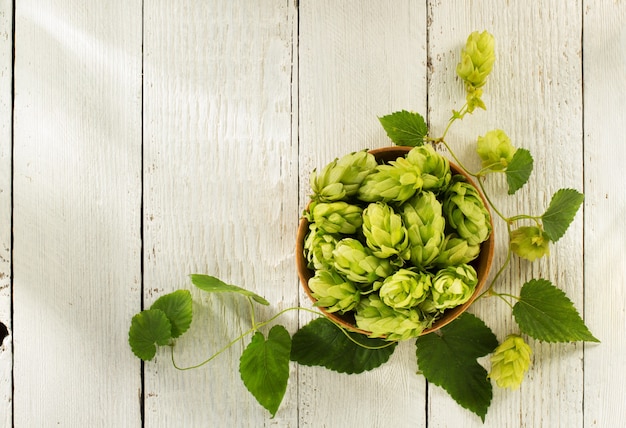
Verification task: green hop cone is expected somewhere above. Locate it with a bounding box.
[362,202,411,260]
[401,192,446,269]
[308,269,361,314]
[303,224,338,270]
[456,30,495,91]
[406,145,452,192]
[443,176,492,246]
[357,157,423,204]
[427,264,478,311]
[355,294,429,341]
[310,150,378,202]
[435,233,481,266]
[309,201,363,235]
[510,226,550,261]
[476,129,517,171]
[489,334,532,389]
[379,268,432,309]
[332,238,394,284]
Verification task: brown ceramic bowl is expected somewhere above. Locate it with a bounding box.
[296,146,495,337]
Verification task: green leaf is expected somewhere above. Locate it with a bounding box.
[541,188,584,242]
[512,279,599,343]
[128,309,172,361]
[290,318,396,374]
[378,110,428,147]
[415,313,498,422]
[150,290,193,338]
[505,148,533,194]
[239,325,292,417]
[190,274,270,306]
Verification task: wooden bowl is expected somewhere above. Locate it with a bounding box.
[296,146,495,337]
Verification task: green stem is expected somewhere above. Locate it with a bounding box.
[246,296,257,330]
[170,306,326,370]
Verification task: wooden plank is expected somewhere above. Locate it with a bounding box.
[0,0,12,425]
[583,1,626,426]
[142,1,298,425]
[12,1,143,425]
[427,1,585,426]
[298,1,428,426]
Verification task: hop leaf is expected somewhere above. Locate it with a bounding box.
[512,279,599,343]
[416,312,498,421]
[239,325,292,418]
[505,148,533,194]
[150,289,193,338]
[190,274,269,306]
[541,188,584,242]
[378,110,428,147]
[290,318,397,374]
[128,309,172,361]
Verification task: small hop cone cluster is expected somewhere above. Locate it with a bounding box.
[456,30,495,112]
[489,334,532,389]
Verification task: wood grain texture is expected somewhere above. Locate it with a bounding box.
[142,1,299,426]
[428,1,585,426]
[12,1,143,425]
[298,1,428,426]
[0,0,12,425]
[583,1,626,426]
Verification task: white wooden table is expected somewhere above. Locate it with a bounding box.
[1,1,625,426]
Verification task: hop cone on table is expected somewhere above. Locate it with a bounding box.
[423,264,478,312]
[510,226,550,261]
[362,202,411,260]
[310,150,378,202]
[332,238,393,285]
[435,233,481,266]
[401,191,446,269]
[456,30,495,90]
[308,269,361,314]
[456,30,495,112]
[489,334,532,389]
[357,157,423,204]
[476,129,516,171]
[378,268,432,310]
[406,145,452,192]
[443,177,492,246]
[355,294,429,341]
[303,224,338,270]
[308,201,363,235]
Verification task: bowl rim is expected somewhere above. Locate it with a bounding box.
[296,145,495,337]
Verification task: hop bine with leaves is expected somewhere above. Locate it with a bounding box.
[127,30,598,422]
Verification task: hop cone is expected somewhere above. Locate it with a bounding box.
[332,238,393,285]
[379,268,432,309]
[406,145,452,192]
[456,30,495,91]
[308,269,361,314]
[425,264,478,311]
[310,150,378,202]
[443,177,492,246]
[362,202,411,260]
[476,129,516,171]
[510,226,550,261]
[489,334,532,389]
[309,201,363,235]
[303,224,338,270]
[435,233,480,266]
[401,192,446,269]
[355,294,428,341]
[357,157,423,204]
